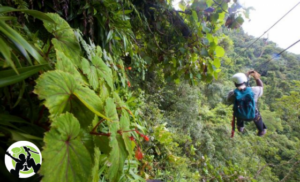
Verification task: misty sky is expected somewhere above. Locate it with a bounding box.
[240,0,300,55]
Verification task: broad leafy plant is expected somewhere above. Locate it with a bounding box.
[0,0,249,181]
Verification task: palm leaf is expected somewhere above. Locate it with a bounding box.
[0,21,46,65]
[0,64,48,87]
[0,37,18,74]
[0,7,55,23]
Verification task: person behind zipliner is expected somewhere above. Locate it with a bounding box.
[227,70,267,136]
[23,146,41,173]
[5,151,26,177]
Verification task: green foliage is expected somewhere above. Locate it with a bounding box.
[105,98,128,181]
[1,0,299,182]
[41,113,93,182]
[0,21,46,65]
[219,28,300,181]
[90,51,114,90]
[0,3,142,181]
[260,110,283,133]
[0,64,47,87]
[91,147,101,182]
[34,70,105,126]
[42,13,81,65]
[120,110,133,156]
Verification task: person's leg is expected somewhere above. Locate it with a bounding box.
[237,118,245,132]
[10,169,18,177]
[27,158,40,173]
[10,163,22,177]
[253,110,267,136]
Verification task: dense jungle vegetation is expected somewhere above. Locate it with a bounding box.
[0,0,299,181]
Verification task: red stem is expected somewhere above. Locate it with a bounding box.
[35,105,45,124]
[90,131,111,137]
[90,119,105,134]
[135,128,145,137]
[45,44,53,57]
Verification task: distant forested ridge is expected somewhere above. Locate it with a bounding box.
[139,29,300,181]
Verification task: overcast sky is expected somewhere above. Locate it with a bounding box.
[240,0,300,55]
[173,0,300,55]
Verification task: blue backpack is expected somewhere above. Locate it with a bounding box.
[233,87,256,120]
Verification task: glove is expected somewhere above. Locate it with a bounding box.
[249,71,261,80]
[246,70,254,76]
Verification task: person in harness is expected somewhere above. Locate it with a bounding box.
[227,71,267,136]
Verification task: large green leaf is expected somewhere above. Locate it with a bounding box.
[113,92,127,108]
[81,53,114,91]
[74,86,107,120]
[34,70,78,115]
[120,110,133,156]
[34,71,108,123]
[94,136,111,155]
[43,13,81,66]
[55,50,85,84]
[68,96,95,129]
[81,57,99,90]
[108,134,129,182]
[91,147,101,182]
[0,64,47,87]
[105,98,128,181]
[213,58,221,68]
[79,127,95,155]
[0,21,46,64]
[108,128,128,182]
[105,98,119,123]
[92,56,114,90]
[192,10,198,22]
[215,46,225,57]
[99,80,110,102]
[41,113,92,182]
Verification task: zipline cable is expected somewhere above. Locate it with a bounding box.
[269,38,300,61]
[244,1,300,51]
[261,38,300,66]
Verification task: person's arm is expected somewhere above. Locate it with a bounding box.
[255,78,263,87]
[24,147,31,160]
[247,70,263,87]
[5,151,21,163]
[227,90,235,104]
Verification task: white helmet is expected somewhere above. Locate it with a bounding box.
[232,73,248,84]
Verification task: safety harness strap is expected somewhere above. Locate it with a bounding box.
[231,113,235,138]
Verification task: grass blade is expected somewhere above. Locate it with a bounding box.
[0,7,55,23]
[0,64,48,87]
[0,16,16,21]
[12,81,26,108]
[0,6,15,13]
[0,21,45,64]
[0,37,18,74]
